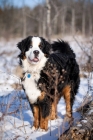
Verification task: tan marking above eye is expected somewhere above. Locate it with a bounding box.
[39,44,42,48]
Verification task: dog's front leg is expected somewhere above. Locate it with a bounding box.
[38,92,50,131]
[50,101,57,120]
[62,85,72,120]
[39,108,49,131]
[32,105,39,130]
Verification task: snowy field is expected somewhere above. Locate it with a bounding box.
[0,36,93,140]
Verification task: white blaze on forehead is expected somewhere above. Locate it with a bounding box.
[32,37,41,47]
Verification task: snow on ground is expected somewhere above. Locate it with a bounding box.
[0,38,21,96]
[0,76,92,140]
[0,36,93,140]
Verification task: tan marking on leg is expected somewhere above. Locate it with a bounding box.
[62,85,72,118]
[40,108,49,131]
[50,102,57,120]
[40,117,49,131]
[33,105,39,129]
[38,92,45,101]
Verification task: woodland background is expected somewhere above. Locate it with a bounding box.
[0,0,93,40]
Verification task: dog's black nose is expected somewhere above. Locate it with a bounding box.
[33,50,39,56]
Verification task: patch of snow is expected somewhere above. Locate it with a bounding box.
[88,109,93,115]
[0,77,89,140]
[81,120,87,123]
[0,112,2,117]
[77,124,82,127]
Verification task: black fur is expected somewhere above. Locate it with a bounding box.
[17,36,32,65]
[36,41,80,117]
[40,37,51,57]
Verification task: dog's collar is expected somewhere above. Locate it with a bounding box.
[22,71,31,81]
[26,73,31,78]
[24,71,31,78]
[24,70,38,75]
[22,71,38,83]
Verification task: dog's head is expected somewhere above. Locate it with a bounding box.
[17,36,51,65]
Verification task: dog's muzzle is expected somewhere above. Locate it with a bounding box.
[28,50,40,63]
[33,50,39,57]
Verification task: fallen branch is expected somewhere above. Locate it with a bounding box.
[59,100,93,140]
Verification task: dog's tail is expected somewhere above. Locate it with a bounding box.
[51,40,75,58]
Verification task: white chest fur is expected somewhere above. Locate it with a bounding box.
[22,57,47,104]
[22,72,41,104]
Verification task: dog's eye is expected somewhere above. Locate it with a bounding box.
[30,46,32,48]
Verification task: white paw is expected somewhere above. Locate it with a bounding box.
[31,126,36,131]
[39,128,46,132]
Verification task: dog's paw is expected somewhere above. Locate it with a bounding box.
[38,128,46,132]
[50,116,57,120]
[31,126,37,131]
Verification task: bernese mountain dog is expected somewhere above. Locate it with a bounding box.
[17,36,80,131]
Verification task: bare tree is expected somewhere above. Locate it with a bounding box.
[38,9,42,36]
[88,0,92,35]
[71,0,75,35]
[61,2,67,35]
[82,0,86,36]
[46,0,51,41]
[42,8,46,38]
[22,0,26,38]
[50,0,58,35]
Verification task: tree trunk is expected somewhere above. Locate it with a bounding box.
[54,16,58,35]
[42,16,46,38]
[38,9,42,36]
[82,12,85,36]
[61,6,66,35]
[46,0,51,41]
[89,15,92,35]
[22,0,26,38]
[71,7,75,35]
[82,1,85,36]
[88,0,92,35]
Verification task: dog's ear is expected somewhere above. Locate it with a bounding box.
[17,36,32,53]
[41,37,51,57]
